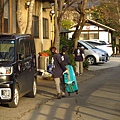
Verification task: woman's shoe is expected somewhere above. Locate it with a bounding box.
[57,93,62,99]
[62,92,66,97]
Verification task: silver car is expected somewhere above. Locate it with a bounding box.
[78,40,106,65]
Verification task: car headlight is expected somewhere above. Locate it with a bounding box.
[94,50,104,56]
[0,67,13,75]
[94,51,101,55]
[0,88,11,99]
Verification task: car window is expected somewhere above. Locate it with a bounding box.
[20,40,25,55]
[0,40,15,61]
[25,41,31,57]
[99,41,108,45]
[87,41,103,46]
[19,39,32,59]
[86,42,96,46]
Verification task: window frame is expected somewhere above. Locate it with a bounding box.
[43,18,49,39]
[32,15,39,38]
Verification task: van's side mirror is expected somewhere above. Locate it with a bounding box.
[19,53,24,60]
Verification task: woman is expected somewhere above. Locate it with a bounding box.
[60,46,71,97]
[73,44,85,76]
[50,46,67,99]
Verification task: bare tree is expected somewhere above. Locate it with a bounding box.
[54,0,78,52]
[71,0,87,49]
[54,0,90,51]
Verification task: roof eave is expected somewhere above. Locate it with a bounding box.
[87,19,116,31]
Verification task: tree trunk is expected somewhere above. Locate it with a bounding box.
[25,0,35,34]
[72,0,87,50]
[17,0,35,34]
[17,0,25,33]
[116,0,120,24]
[54,0,65,52]
[74,15,86,49]
[54,0,60,52]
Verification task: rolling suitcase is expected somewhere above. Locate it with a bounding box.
[64,65,78,96]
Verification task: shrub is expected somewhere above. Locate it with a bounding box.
[83,60,90,70]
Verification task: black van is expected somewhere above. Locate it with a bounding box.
[0,34,37,108]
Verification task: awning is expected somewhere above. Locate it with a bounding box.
[60,27,71,33]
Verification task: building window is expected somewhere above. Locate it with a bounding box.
[94,33,98,39]
[32,15,39,38]
[83,34,88,39]
[4,18,8,33]
[89,33,98,39]
[43,18,49,39]
[0,18,1,33]
[16,21,20,33]
[80,34,88,40]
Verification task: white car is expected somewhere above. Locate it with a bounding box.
[84,39,113,56]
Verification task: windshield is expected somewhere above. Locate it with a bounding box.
[82,41,96,49]
[0,40,15,61]
[78,40,96,49]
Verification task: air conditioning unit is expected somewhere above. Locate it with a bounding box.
[39,56,49,71]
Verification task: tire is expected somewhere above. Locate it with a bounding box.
[86,56,96,65]
[27,79,37,98]
[9,85,19,108]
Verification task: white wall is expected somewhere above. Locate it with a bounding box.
[99,32,108,42]
[68,25,112,43]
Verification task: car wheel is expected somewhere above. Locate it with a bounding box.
[86,56,96,65]
[28,78,37,98]
[9,85,19,108]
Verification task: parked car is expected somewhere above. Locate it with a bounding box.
[78,40,107,65]
[96,48,109,62]
[0,34,37,108]
[84,42,110,62]
[84,39,113,56]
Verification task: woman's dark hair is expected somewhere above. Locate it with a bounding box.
[77,44,81,47]
[62,46,67,52]
[50,46,56,53]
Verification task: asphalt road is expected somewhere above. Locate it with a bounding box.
[0,56,120,120]
[77,66,120,120]
[88,56,120,71]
